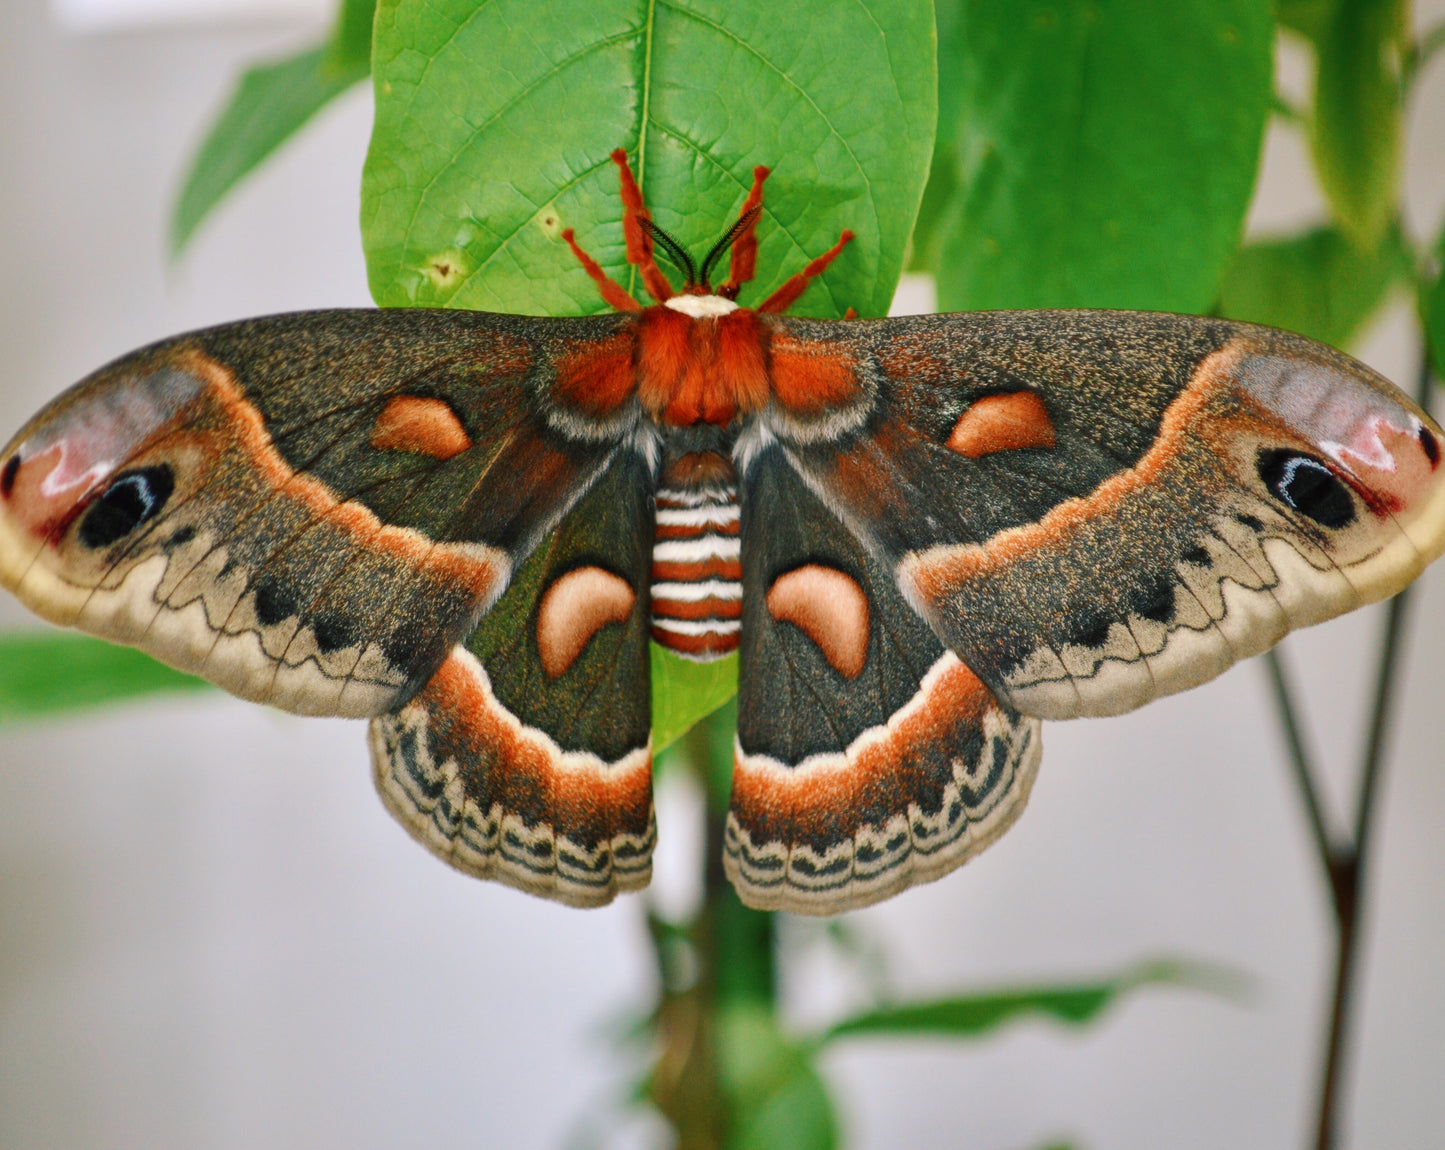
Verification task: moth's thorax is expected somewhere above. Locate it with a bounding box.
[630,305,865,430]
[632,305,771,427]
[649,436,741,661]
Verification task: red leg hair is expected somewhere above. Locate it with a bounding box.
[561,228,641,312]
[720,166,769,298]
[758,229,855,314]
[610,149,675,304]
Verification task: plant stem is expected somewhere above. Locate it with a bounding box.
[1265,649,1337,885]
[647,705,775,1149]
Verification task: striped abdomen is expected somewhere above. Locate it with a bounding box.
[650,485,742,660]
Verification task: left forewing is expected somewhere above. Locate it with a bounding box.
[0,308,633,717]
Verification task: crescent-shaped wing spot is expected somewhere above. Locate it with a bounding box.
[765,564,869,679]
[369,396,472,459]
[945,391,1056,458]
[536,565,636,678]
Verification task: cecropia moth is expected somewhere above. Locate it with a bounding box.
[2,150,1442,914]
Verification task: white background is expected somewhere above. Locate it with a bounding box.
[1,2,1443,1147]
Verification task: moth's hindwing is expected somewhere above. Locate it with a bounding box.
[729,446,1041,915]
[773,311,1445,721]
[370,447,656,908]
[0,309,627,717]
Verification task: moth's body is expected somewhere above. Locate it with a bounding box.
[3,152,1444,913]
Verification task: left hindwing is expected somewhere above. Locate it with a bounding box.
[369,446,656,908]
[766,311,1445,721]
[730,444,1040,914]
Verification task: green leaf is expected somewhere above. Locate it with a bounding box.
[1310,0,1404,248]
[170,0,376,256]
[719,1005,838,1150]
[1218,224,1409,349]
[0,632,209,721]
[651,647,737,753]
[929,0,1273,313]
[362,0,936,738]
[362,0,936,321]
[820,958,1248,1043]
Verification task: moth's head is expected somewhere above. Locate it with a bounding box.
[563,149,853,318]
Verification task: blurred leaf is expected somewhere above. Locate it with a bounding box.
[1276,0,1341,44]
[170,0,375,256]
[363,0,935,739]
[1218,224,1409,348]
[928,0,1273,312]
[327,0,377,71]
[0,632,208,720]
[820,959,1248,1043]
[910,0,966,268]
[1405,21,1445,89]
[1310,0,1404,248]
[720,1004,838,1150]
[1424,237,1445,380]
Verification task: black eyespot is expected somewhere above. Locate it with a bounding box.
[310,612,357,654]
[1419,425,1440,467]
[1131,575,1175,623]
[1075,613,1113,649]
[1181,544,1211,567]
[253,581,298,628]
[1234,513,1264,532]
[0,455,19,499]
[166,525,197,548]
[1257,450,1355,528]
[78,465,174,548]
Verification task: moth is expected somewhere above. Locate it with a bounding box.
[2,151,1443,915]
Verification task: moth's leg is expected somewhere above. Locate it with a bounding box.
[714,165,769,298]
[608,148,676,304]
[757,229,856,315]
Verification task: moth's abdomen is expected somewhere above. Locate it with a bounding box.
[649,484,742,660]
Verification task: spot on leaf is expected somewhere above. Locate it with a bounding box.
[424,250,466,289]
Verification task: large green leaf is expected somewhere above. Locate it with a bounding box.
[362,0,936,738]
[1218,225,1409,349]
[0,632,209,721]
[361,0,936,321]
[170,0,376,256]
[820,959,1246,1043]
[1310,0,1403,248]
[929,0,1273,313]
